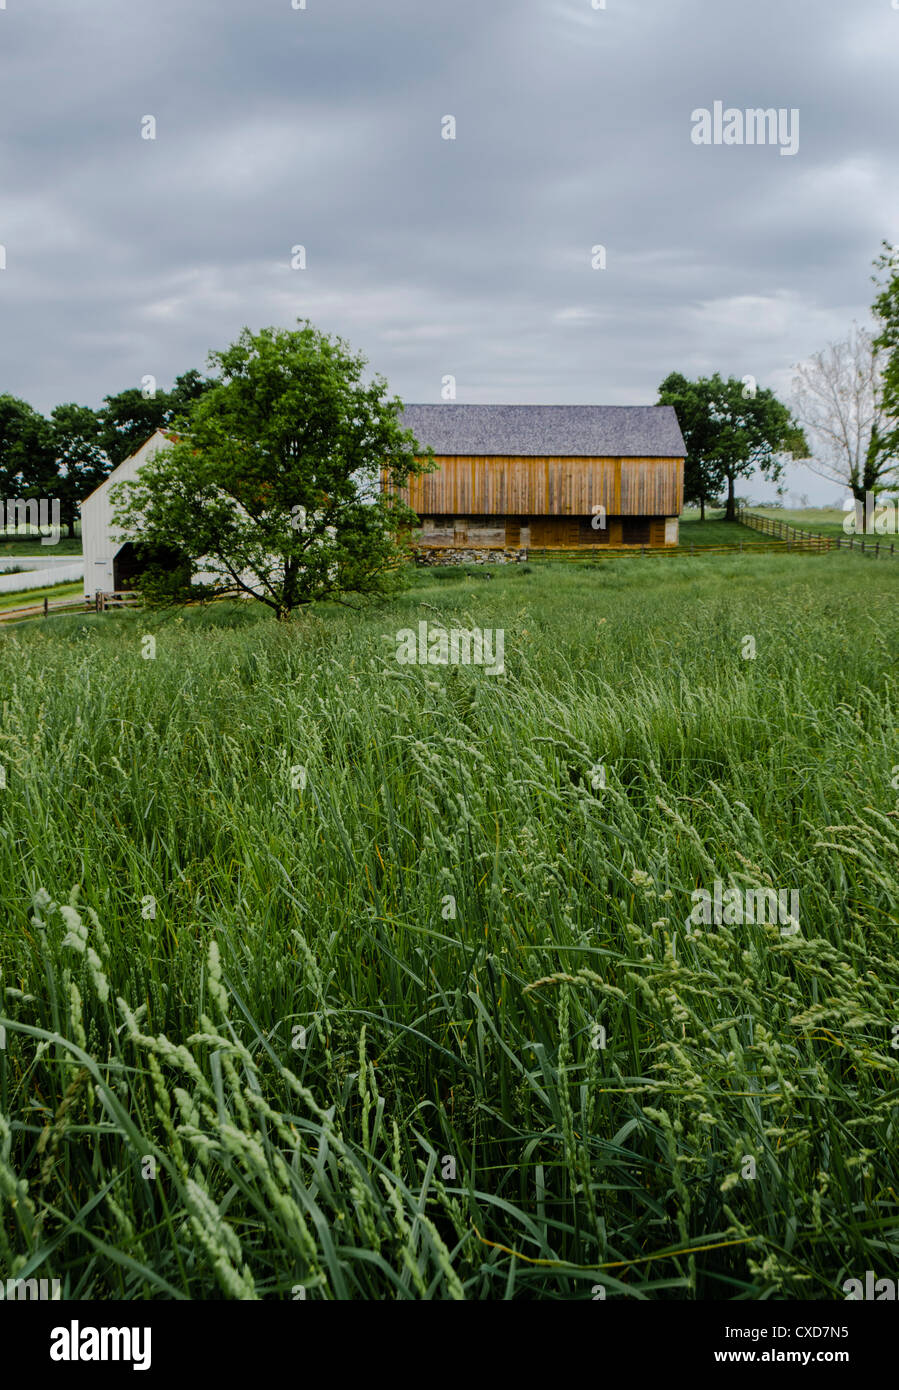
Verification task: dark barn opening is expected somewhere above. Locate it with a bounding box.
[113,542,188,592]
[620,517,652,545]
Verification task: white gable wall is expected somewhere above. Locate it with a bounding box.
[80,431,172,598]
[80,429,337,602]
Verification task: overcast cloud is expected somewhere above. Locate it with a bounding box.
[1,0,897,502]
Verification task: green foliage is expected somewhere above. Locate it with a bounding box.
[49,403,112,536]
[871,241,899,470]
[129,556,196,608]
[111,322,431,619]
[0,376,216,539]
[97,371,215,466]
[659,373,806,520]
[0,394,58,500]
[1,556,898,1299]
[657,372,723,516]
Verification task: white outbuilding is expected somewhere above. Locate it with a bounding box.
[79,430,174,599]
[79,428,342,604]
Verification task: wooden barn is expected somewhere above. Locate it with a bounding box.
[395,404,685,550]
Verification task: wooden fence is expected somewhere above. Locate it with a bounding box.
[524,542,825,562]
[739,508,898,558]
[0,590,142,627]
[0,595,90,625]
[95,590,141,611]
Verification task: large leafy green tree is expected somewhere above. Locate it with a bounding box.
[658,372,806,521]
[111,322,431,619]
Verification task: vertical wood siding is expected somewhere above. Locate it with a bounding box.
[398,456,683,516]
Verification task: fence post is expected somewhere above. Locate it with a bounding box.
[43,596,48,617]
[876,542,880,557]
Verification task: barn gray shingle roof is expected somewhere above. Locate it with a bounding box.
[399,404,685,458]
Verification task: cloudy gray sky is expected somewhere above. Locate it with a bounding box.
[2,0,896,503]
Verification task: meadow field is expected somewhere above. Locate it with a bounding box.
[683,507,854,544]
[654,517,785,549]
[747,507,850,541]
[1,552,898,1300]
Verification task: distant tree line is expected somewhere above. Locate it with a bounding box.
[0,370,215,536]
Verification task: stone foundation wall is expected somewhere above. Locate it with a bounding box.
[414,548,527,566]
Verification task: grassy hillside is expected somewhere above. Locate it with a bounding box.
[1,553,898,1300]
[747,508,850,541]
[0,536,83,557]
[676,518,784,548]
[0,581,83,614]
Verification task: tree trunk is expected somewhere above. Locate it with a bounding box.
[725,472,736,522]
[700,495,705,521]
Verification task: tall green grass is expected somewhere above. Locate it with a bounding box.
[1,553,898,1299]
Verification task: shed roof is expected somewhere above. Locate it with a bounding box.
[399,404,685,458]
